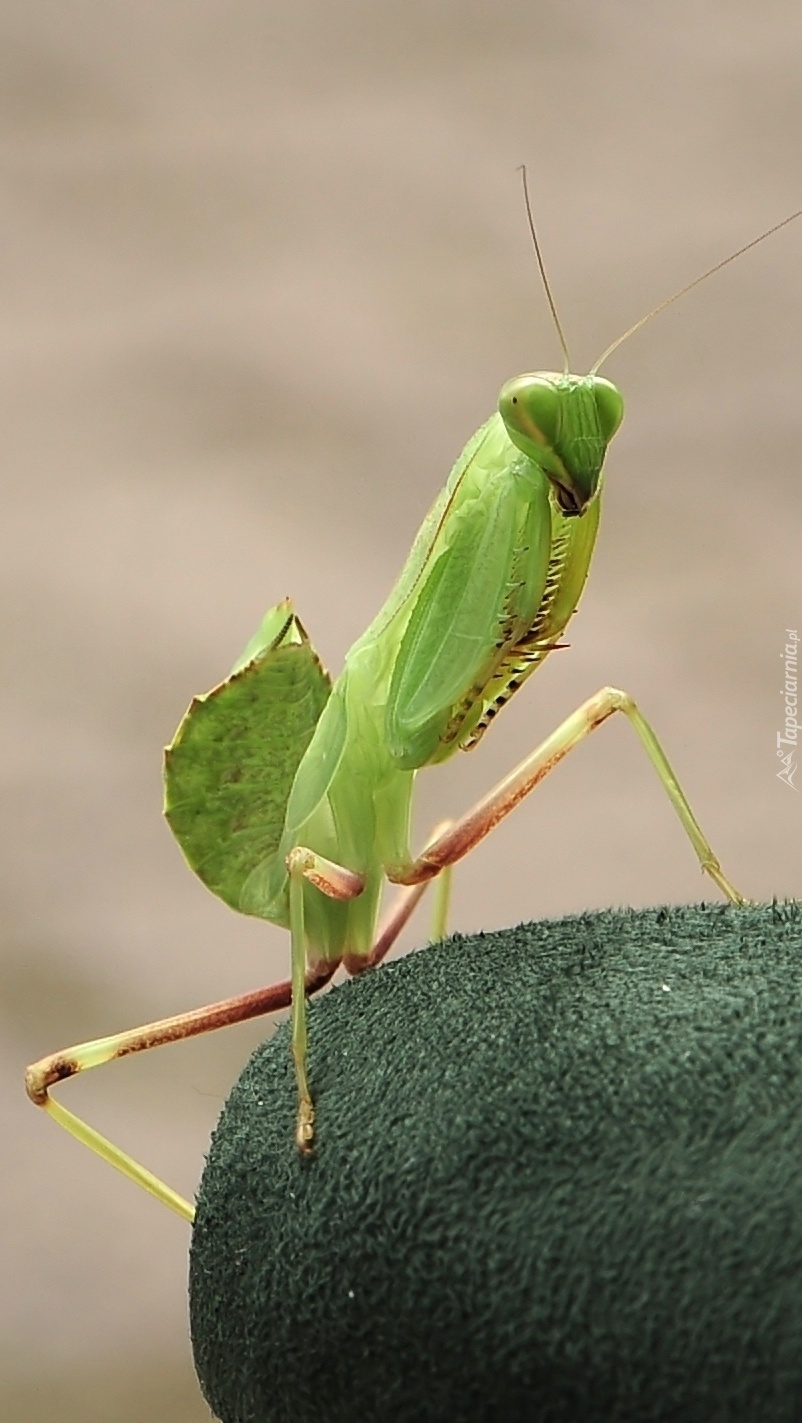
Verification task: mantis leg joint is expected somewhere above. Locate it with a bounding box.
[286,845,366,901]
[25,1054,77,1107]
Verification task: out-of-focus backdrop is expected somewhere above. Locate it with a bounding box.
[4,3,801,1418]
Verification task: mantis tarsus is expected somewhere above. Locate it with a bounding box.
[26,181,802,1225]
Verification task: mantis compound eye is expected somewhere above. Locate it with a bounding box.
[498,374,563,458]
[592,378,625,443]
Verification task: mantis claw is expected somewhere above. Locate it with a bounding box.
[296,1098,315,1154]
[700,856,749,907]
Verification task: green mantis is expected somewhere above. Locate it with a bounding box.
[26,183,801,1225]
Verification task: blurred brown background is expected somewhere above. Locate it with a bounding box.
[3,2,801,1418]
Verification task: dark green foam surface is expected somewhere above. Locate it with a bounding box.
[190,902,802,1422]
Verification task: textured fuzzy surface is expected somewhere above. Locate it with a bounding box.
[190,902,802,1422]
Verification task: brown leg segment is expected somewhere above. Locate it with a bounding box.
[25,959,339,1221]
[388,687,746,906]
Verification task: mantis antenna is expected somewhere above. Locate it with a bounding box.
[590,206,802,375]
[519,164,572,376]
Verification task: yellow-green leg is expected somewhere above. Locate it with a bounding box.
[285,830,454,1151]
[428,863,453,943]
[25,965,338,1221]
[390,686,747,906]
[26,853,441,1213]
[286,847,366,1152]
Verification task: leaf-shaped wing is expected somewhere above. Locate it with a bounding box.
[164,602,331,924]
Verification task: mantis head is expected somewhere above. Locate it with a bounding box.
[498,372,624,516]
[509,166,800,518]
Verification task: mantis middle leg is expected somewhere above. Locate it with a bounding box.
[285,828,453,1150]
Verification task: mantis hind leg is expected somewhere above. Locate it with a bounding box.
[367,829,454,970]
[25,962,338,1221]
[25,843,451,1213]
[388,685,747,906]
[367,870,450,969]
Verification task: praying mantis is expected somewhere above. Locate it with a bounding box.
[26,180,802,1226]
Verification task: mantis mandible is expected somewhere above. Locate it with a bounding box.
[26,178,802,1224]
